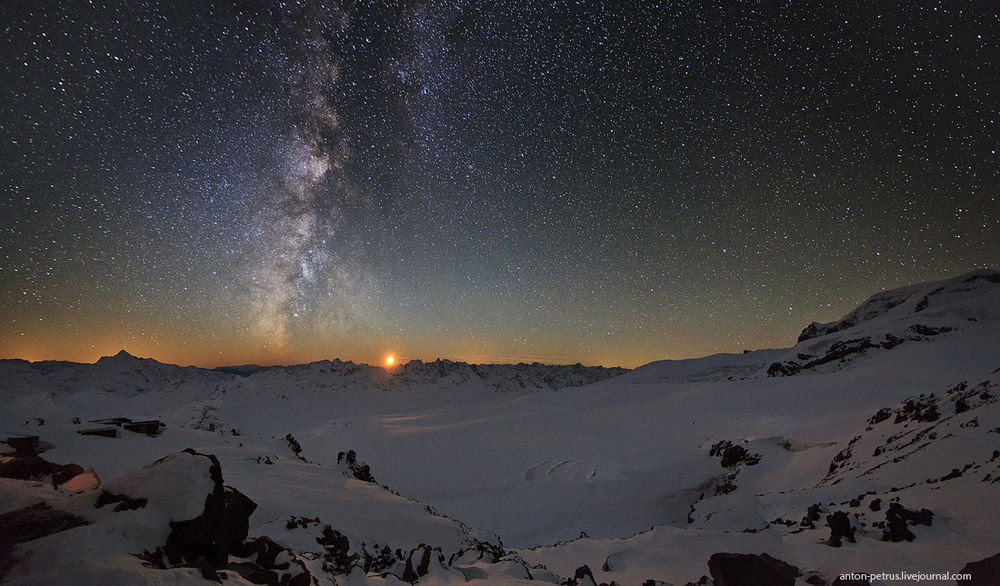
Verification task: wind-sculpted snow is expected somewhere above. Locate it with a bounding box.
[3,269,1000,584]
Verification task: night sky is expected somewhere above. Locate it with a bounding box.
[2,1,997,368]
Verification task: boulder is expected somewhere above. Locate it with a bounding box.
[826,511,856,547]
[708,552,800,586]
[226,555,311,586]
[0,502,89,546]
[221,485,257,556]
[160,449,226,566]
[0,456,86,486]
[882,503,933,542]
[59,468,101,492]
[801,503,822,528]
[562,564,598,586]
[50,463,85,485]
[402,545,434,583]
[959,551,1000,586]
[246,536,292,569]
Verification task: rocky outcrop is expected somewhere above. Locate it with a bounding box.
[959,551,1000,586]
[0,455,86,487]
[401,545,441,583]
[708,552,800,586]
[225,536,311,586]
[0,502,89,547]
[221,485,258,556]
[161,450,227,565]
[771,326,953,377]
[563,564,598,586]
[882,503,933,542]
[709,440,762,468]
[826,511,856,547]
[338,449,376,483]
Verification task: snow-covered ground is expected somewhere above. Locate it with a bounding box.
[2,270,999,584]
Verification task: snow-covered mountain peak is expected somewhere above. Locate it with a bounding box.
[798,269,1000,343]
[94,349,158,367]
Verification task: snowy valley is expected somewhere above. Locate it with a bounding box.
[2,270,1000,585]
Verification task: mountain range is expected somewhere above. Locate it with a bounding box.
[2,269,999,585]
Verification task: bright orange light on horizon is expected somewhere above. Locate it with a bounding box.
[386,355,395,366]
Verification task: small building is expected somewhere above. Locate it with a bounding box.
[124,420,162,436]
[78,427,119,438]
[89,417,133,427]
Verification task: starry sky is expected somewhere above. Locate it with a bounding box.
[1,1,997,368]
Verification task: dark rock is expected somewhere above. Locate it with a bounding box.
[0,502,90,546]
[802,504,822,528]
[868,408,893,425]
[956,397,970,413]
[715,470,739,495]
[709,440,761,468]
[0,456,85,486]
[163,449,226,566]
[826,511,856,547]
[50,463,85,486]
[3,435,39,456]
[246,536,290,569]
[285,515,320,529]
[221,485,257,556]
[894,396,940,423]
[829,445,853,474]
[192,557,221,581]
[284,434,305,461]
[316,525,352,572]
[869,498,881,512]
[708,552,800,586]
[882,503,933,542]
[95,491,148,511]
[563,564,597,586]
[338,449,377,483]
[449,539,506,565]
[0,456,54,481]
[959,551,1000,586]
[940,468,963,481]
[909,324,952,337]
[137,548,166,569]
[227,561,280,585]
[767,361,802,377]
[402,545,438,583]
[235,539,312,586]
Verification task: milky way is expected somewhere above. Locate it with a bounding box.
[1,2,997,367]
[243,4,360,354]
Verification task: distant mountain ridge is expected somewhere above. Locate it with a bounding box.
[0,352,628,398]
[623,269,1000,384]
[758,269,1000,378]
[798,269,1000,342]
